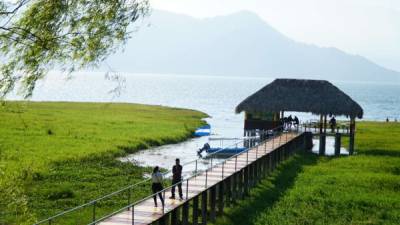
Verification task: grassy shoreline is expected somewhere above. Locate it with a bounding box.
[213,122,400,225]
[0,101,207,225]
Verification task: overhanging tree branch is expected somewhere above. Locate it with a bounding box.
[0,0,150,98]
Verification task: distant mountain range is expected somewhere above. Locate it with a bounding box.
[104,10,400,82]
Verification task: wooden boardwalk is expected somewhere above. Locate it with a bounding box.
[99,132,301,225]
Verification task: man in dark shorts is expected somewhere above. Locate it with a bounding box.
[170,158,183,200]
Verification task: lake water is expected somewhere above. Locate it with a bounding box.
[9,72,400,169]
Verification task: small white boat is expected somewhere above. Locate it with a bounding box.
[194,124,211,137]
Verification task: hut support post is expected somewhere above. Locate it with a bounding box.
[335,133,341,156]
[319,115,323,134]
[319,133,326,155]
[349,117,355,155]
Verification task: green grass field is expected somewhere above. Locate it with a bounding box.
[214,122,400,225]
[0,101,206,225]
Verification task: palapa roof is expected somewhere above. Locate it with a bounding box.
[236,79,363,119]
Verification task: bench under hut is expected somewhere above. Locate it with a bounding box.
[235,78,363,155]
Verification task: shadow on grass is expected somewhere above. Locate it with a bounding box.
[359,149,400,157]
[214,151,319,225]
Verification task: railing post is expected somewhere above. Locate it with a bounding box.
[272,135,275,149]
[195,160,198,175]
[246,149,249,165]
[222,161,225,179]
[264,137,267,153]
[92,201,96,223]
[256,145,258,159]
[186,178,189,200]
[163,190,166,214]
[128,188,131,211]
[48,219,52,225]
[205,169,208,188]
[235,155,238,171]
[131,205,135,225]
[263,154,267,178]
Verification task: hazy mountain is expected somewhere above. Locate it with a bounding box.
[104,10,400,82]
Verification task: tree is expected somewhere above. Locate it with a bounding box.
[0,0,149,98]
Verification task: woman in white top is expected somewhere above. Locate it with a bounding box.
[151,166,164,207]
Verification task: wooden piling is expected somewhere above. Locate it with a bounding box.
[232,172,238,203]
[158,213,169,225]
[243,167,249,196]
[304,132,313,150]
[201,191,207,225]
[209,187,216,222]
[218,181,224,214]
[238,169,244,199]
[171,208,178,225]
[335,133,341,156]
[225,177,231,207]
[182,202,189,225]
[192,195,199,225]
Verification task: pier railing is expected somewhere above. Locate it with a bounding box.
[34,126,294,225]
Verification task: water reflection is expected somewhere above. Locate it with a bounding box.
[311,136,348,155]
[119,136,225,174]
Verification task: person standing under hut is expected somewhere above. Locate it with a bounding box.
[329,116,337,133]
[294,116,300,129]
[287,115,293,129]
[170,158,183,200]
[151,166,165,207]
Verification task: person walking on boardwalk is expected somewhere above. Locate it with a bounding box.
[151,166,165,207]
[170,158,183,200]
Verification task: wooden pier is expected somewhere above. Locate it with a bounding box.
[98,132,311,225]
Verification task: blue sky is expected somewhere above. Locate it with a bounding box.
[151,0,400,71]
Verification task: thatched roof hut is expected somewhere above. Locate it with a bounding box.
[236,79,363,119]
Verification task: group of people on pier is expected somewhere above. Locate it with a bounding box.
[282,115,300,130]
[151,158,183,207]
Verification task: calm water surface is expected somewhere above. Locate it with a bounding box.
[10,72,400,169]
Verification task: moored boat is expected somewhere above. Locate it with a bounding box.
[194,124,211,137]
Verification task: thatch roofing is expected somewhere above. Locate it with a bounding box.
[236,79,363,119]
